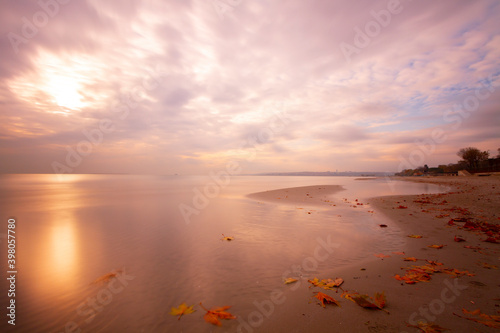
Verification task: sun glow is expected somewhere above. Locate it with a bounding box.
[44,73,85,110]
[7,52,107,113]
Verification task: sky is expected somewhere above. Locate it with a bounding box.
[1,0,499,175]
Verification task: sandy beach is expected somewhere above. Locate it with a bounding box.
[248,176,500,333]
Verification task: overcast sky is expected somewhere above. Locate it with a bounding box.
[1,0,499,175]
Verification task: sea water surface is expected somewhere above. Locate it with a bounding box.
[0,174,446,332]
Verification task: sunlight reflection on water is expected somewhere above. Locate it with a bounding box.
[0,175,445,332]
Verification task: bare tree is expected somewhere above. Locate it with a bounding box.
[457,147,489,170]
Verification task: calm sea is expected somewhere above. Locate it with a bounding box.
[0,174,445,332]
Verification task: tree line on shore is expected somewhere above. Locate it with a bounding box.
[396,147,500,176]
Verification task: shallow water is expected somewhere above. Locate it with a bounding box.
[0,175,446,332]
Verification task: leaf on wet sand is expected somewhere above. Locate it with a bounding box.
[92,270,122,284]
[170,303,195,320]
[200,303,236,326]
[284,277,298,284]
[479,262,498,269]
[408,234,423,238]
[313,292,340,308]
[374,253,391,259]
[308,277,343,290]
[428,244,445,249]
[342,291,388,313]
[453,308,500,328]
[221,234,234,241]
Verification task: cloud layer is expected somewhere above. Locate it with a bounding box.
[1,0,499,174]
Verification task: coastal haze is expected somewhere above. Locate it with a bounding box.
[0,174,446,332]
[1,1,499,174]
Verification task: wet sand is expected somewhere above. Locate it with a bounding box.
[248,176,500,332]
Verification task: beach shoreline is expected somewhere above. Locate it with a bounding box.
[248,176,500,332]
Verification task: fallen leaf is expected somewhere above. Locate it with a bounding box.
[342,291,388,313]
[374,253,391,259]
[428,244,445,249]
[453,308,500,328]
[170,303,195,320]
[92,270,122,284]
[308,277,344,290]
[395,268,432,284]
[397,205,408,209]
[426,260,443,266]
[284,277,298,284]
[200,303,236,326]
[404,257,418,261]
[408,234,423,238]
[406,321,449,332]
[313,292,340,308]
[442,268,475,277]
[392,251,405,255]
[482,237,498,243]
[221,234,234,241]
[479,262,498,270]
[454,236,466,242]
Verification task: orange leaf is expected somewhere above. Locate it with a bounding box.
[343,291,388,313]
[200,303,236,326]
[92,270,122,284]
[428,244,445,249]
[284,277,298,284]
[404,257,418,261]
[308,277,343,289]
[313,292,340,308]
[408,234,423,238]
[453,308,500,328]
[221,234,234,241]
[392,251,405,255]
[479,262,498,270]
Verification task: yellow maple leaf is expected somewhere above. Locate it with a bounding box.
[284,277,298,284]
[170,303,195,320]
